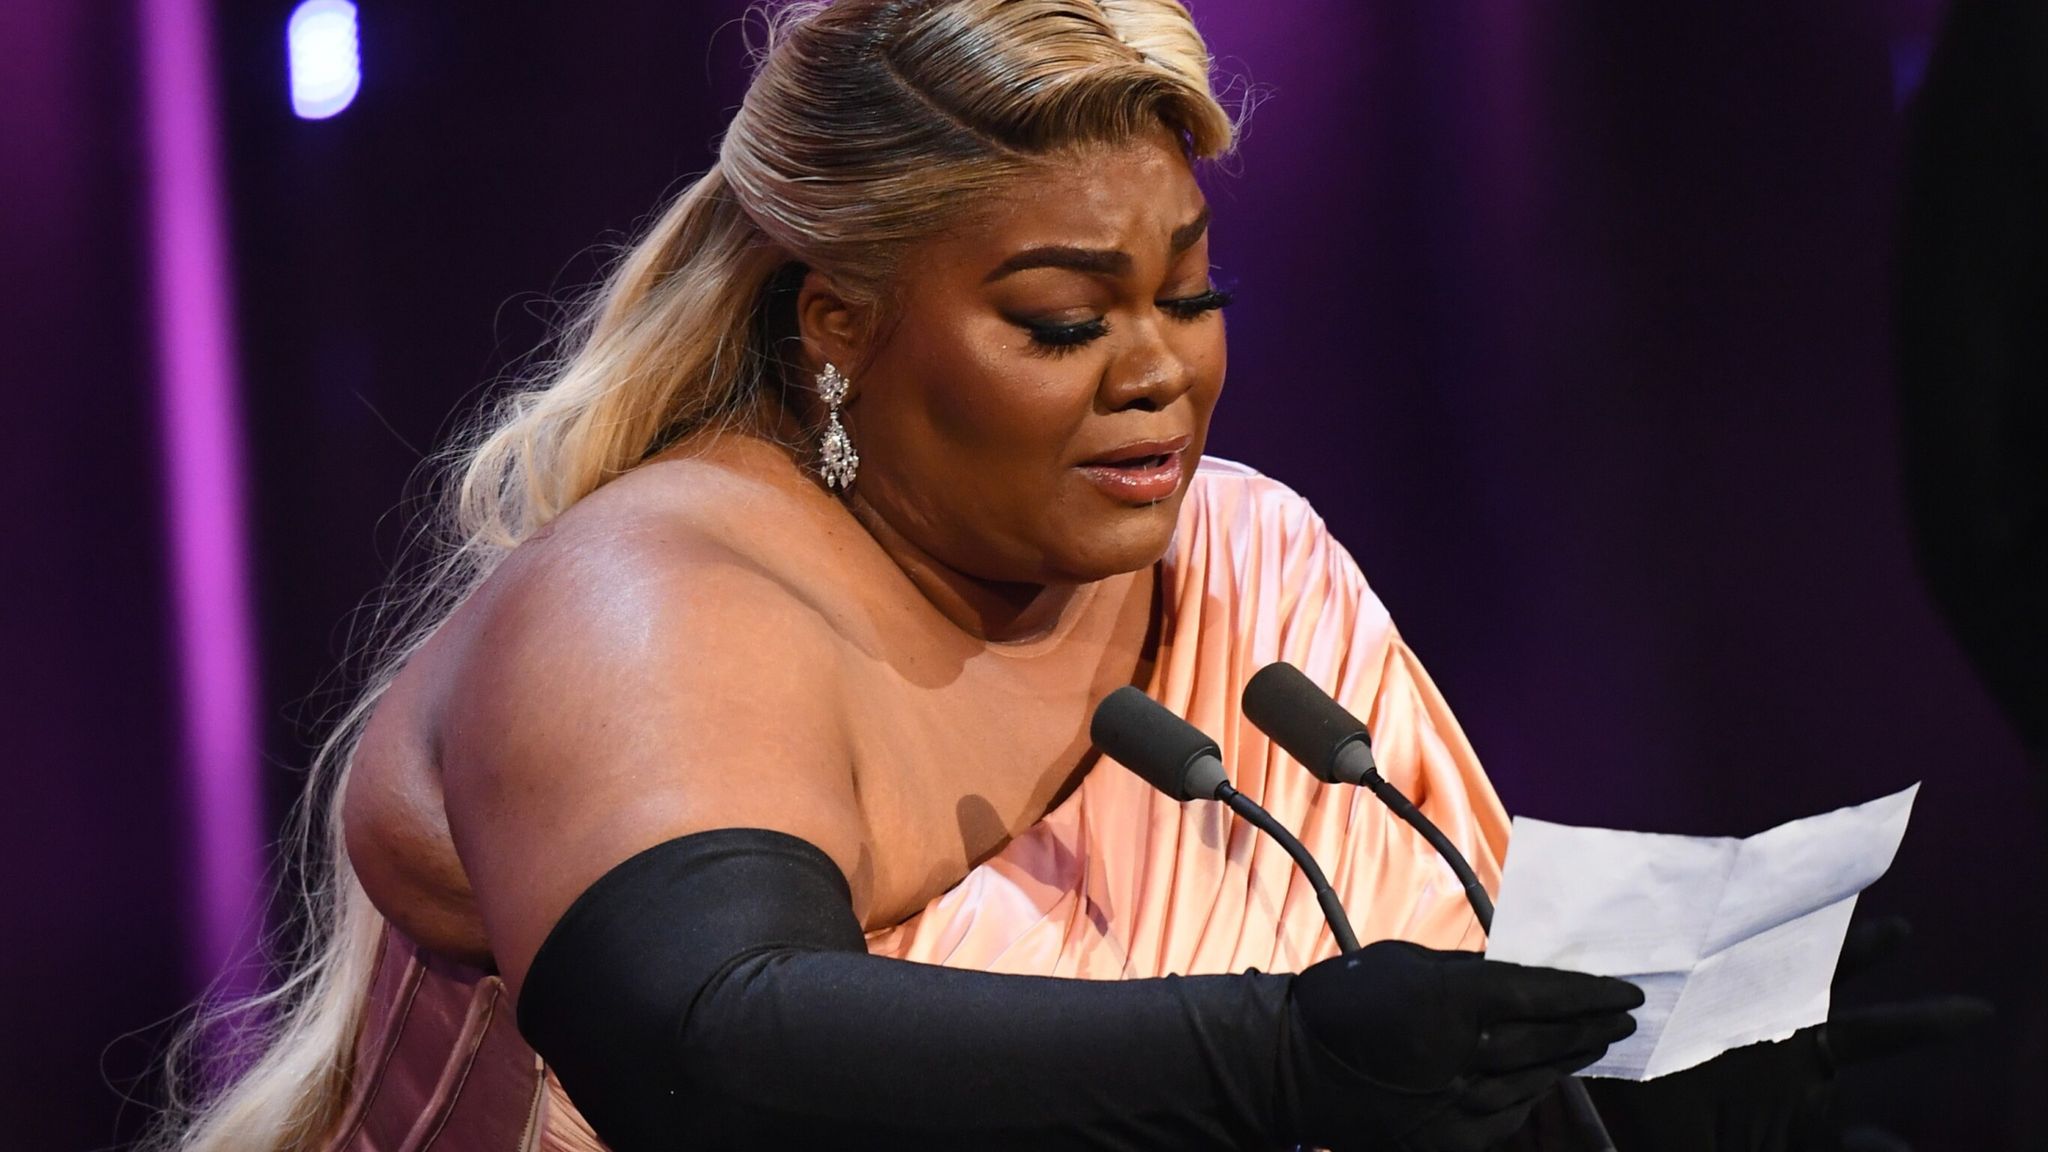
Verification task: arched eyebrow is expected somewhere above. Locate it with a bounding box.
[982,205,1212,283]
[1169,205,1214,254]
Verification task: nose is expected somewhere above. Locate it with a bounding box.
[1096,317,1197,414]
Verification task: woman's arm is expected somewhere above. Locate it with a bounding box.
[517,825,1298,1149]
[517,824,1640,1151]
[435,513,871,1001]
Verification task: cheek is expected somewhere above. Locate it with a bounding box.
[1194,329,1227,409]
[1175,327,1229,448]
[919,336,1095,463]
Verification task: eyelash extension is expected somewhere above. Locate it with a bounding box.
[1020,287,1237,356]
[1024,317,1112,354]
[1159,287,1235,320]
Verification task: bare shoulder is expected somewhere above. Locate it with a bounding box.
[429,445,870,994]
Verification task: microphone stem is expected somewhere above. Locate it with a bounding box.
[1357,769,1614,1152]
[1217,782,1362,954]
[1358,769,1495,930]
[1560,1079,1617,1152]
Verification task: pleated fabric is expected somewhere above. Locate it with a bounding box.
[865,457,1507,978]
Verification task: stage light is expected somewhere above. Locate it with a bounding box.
[288,0,360,120]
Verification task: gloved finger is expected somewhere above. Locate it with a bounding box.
[1474,962,1646,1022]
[1551,1041,1622,1077]
[1827,996,1994,1065]
[1834,915,1912,984]
[1454,1064,1568,1113]
[1839,1123,1914,1152]
[1473,1012,1637,1072]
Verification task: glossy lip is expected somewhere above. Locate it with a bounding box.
[1078,434,1193,467]
[1076,434,1192,505]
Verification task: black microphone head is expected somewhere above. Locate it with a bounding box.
[1242,662,1376,786]
[1090,686,1229,801]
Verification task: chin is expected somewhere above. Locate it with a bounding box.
[1050,501,1182,582]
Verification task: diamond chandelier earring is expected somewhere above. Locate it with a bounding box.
[815,362,859,491]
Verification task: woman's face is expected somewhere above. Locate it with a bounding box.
[813,129,1228,587]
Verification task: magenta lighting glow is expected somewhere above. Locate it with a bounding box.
[288,0,361,120]
[142,0,266,998]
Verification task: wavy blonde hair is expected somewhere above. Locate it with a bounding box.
[152,1,1238,1147]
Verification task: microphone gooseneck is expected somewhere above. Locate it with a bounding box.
[1243,662,1495,927]
[1212,784,1362,955]
[1242,661,1616,1152]
[1090,687,1361,953]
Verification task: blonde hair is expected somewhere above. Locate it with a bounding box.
[153,2,1236,1147]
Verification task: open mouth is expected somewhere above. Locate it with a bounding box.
[1077,439,1189,504]
[1098,452,1173,471]
[1080,434,1192,469]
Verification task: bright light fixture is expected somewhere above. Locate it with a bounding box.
[288,0,360,120]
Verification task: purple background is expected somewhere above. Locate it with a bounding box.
[4,1,2040,1148]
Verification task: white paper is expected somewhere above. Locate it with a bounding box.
[1483,784,1918,1080]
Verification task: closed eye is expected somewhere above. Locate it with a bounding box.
[1022,317,1110,354]
[1016,287,1234,357]
[1159,287,1234,321]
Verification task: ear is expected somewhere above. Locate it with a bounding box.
[795,268,865,384]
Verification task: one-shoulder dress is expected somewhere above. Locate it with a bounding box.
[325,457,1512,1151]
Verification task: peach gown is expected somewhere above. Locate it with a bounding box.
[327,458,1511,1151]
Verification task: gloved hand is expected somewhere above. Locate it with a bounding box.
[1581,915,1993,1151]
[1283,939,1644,1152]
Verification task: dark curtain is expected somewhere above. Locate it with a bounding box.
[0,3,193,1148]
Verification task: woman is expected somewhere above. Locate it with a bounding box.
[157,2,1647,1149]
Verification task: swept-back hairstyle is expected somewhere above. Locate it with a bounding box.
[154,2,1236,1147]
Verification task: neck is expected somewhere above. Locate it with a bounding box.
[841,488,1093,645]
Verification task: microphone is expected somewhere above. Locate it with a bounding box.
[1090,686,1361,953]
[1243,661,1494,926]
[1241,661,1617,1152]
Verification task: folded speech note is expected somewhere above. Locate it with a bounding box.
[1483,783,1918,1080]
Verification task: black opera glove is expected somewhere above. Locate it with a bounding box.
[1580,916,1992,1152]
[1287,941,1644,1152]
[517,827,1646,1152]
